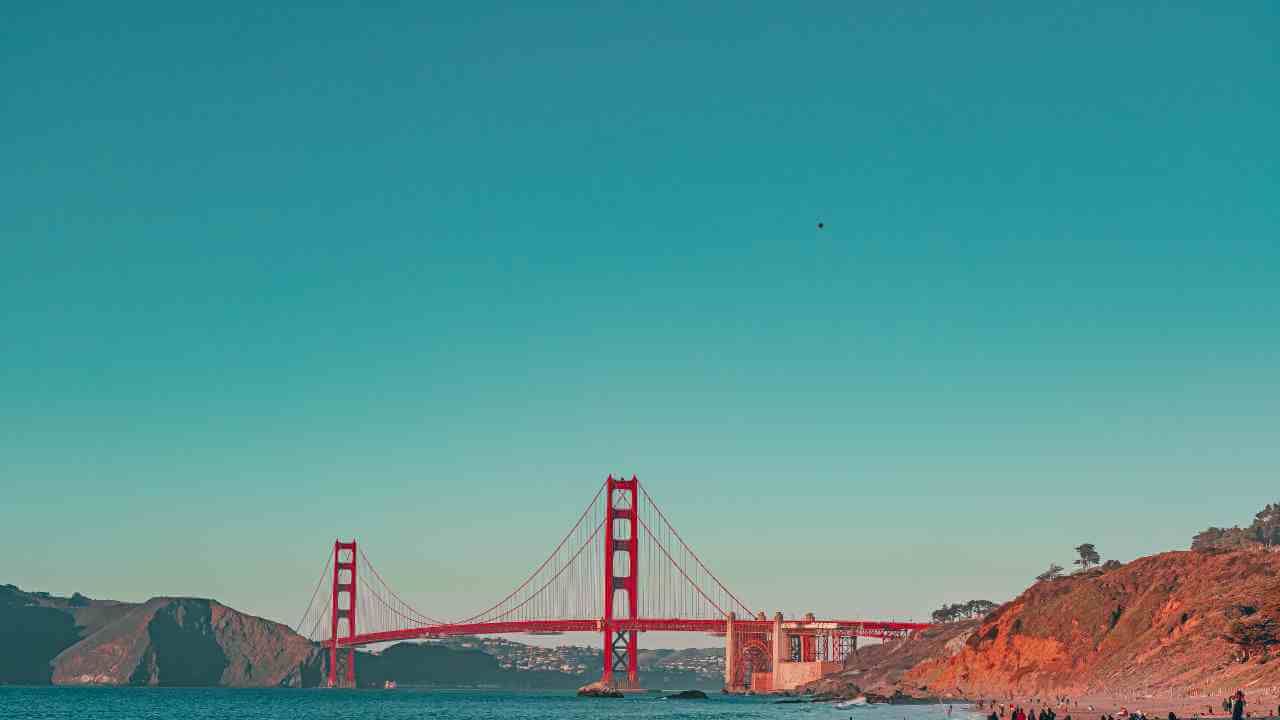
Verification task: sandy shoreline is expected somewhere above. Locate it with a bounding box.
[968,694,1280,720]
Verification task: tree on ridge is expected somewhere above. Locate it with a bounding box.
[930,599,1000,623]
[1251,502,1280,547]
[1074,543,1101,571]
[1036,563,1064,582]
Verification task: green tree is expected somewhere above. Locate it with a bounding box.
[965,600,998,618]
[1250,502,1280,547]
[1036,563,1064,582]
[1074,543,1101,571]
[1192,526,1257,551]
[931,600,998,623]
[931,603,961,623]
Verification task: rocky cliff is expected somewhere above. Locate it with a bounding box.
[807,548,1280,702]
[804,619,981,700]
[907,548,1280,698]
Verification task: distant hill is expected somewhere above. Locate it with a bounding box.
[0,585,321,686]
[0,585,140,684]
[50,596,320,686]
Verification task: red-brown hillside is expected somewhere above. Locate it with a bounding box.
[906,548,1280,699]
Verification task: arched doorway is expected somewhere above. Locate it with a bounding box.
[736,639,771,689]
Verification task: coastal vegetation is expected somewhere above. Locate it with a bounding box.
[1192,501,1280,551]
[931,600,998,624]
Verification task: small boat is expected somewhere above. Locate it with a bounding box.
[383,680,397,689]
[834,696,869,708]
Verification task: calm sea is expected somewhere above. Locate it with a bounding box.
[0,687,982,720]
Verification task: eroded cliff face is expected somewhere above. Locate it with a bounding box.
[906,549,1280,698]
[804,620,981,699]
[49,597,321,687]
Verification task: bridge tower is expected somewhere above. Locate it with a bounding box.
[602,474,638,688]
[328,539,357,688]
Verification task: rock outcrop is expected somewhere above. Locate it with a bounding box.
[804,619,980,700]
[577,680,624,697]
[665,689,708,699]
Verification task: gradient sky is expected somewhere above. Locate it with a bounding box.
[3,2,1278,645]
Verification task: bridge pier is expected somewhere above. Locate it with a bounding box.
[771,612,784,676]
[720,612,880,693]
[723,612,737,689]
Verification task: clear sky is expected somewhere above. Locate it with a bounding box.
[3,2,1277,645]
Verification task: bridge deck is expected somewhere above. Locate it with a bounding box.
[339,618,929,647]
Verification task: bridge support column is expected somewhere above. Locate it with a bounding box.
[771,611,785,675]
[329,539,357,688]
[723,612,737,690]
[602,475,639,688]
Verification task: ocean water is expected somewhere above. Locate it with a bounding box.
[0,687,981,720]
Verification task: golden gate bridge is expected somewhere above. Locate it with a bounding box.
[295,475,929,691]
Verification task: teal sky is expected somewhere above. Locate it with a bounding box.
[3,2,1278,642]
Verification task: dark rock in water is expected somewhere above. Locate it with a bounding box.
[775,698,808,704]
[577,681,623,698]
[666,689,708,699]
[862,690,941,705]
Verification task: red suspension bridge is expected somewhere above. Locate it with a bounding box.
[295,475,929,691]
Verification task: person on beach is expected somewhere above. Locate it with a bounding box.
[1232,691,1245,720]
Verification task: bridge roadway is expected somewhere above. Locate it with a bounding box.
[337,617,928,647]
